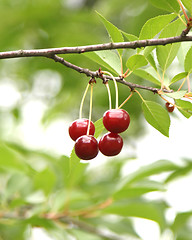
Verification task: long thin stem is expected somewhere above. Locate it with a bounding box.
[102,71,119,109]
[79,83,90,119]
[177,0,189,22]
[118,92,133,109]
[134,89,145,102]
[177,76,188,91]
[87,83,93,135]
[105,82,112,110]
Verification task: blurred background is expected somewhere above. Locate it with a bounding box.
[0,0,192,240]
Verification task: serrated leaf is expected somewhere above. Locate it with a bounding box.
[164,90,187,99]
[84,51,119,75]
[181,0,192,13]
[156,18,183,72]
[96,11,124,56]
[121,31,139,42]
[139,13,177,40]
[175,99,192,118]
[145,53,157,70]
[170,72,188,85]
[142,101,170,137]
[126,54,148,71]
[149,0,180,13]
[95,50,122,75]
[103,199,167,230]
[184,46,192,73]
[133,69,160,85]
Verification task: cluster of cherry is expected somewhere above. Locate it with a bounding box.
[69,109,130,160]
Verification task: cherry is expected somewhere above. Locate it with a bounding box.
[75,135,99,160]
[165,102,175,112]
[99,132,123,156]
[103,109,130,133]
[69,119,95,141]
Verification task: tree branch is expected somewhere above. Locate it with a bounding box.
[48,54,170,93]
[0,35,191,59]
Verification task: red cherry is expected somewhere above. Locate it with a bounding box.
[69,119,95,141]
[165,102,175,112]
[75,135,99,160]
[103,109,130,133]
[99,132,123,156]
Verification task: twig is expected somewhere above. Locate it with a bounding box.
[49,54,171,94]
[0,35,192,59]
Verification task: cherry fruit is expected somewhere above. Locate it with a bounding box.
[99,132,123,156]
[69,119,95,141]
[75,135,99,160]
[103,109,130,133]
[165,102,175,112]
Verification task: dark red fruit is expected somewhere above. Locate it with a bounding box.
[103,109,130,133]
[99,132,123,156]
[69,119,95,141]
[165,102,175,112]
[75,135,99,160]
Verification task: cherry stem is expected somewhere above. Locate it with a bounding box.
[118,92,133,109]
[159,95,177,108]
[102,71,119,109]
[87,83,93,135]
[105,82,112,110]
[135,89,145,102]
[79,83,90,119]
[177,75,188,91]
[177,0,189,22]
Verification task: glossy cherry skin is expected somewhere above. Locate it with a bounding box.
[69,119,95,141]
[165,102,175,113]
[75,135,99,160]
[103,109,130,133]
[99,132,123,156]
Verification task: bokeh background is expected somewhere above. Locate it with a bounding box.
[0,0,192,240]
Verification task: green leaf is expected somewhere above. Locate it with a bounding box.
[170,72,188,85]
[164,90,187,99]
[84,51,120,75]
[95,51,122,75]
[0,143,29,173]
[149,0,180,13]
[96,11,124,56]
[165,160,192,183]
[171,211,192,232]
[184,46,192,73]
[113,180,165,199]
[126,54,148,71]
[175,99,192,118]
[142,101,170,137]
[103,199,167,230]
[94,118,104,138]
[139,13,177,40]
[121,31,139,42]
[118,160,178,186]
[181,0,192,13]
[133,69,160,85]
[156,18,183,72]
[34,168,56,195]
[145,53,157,70]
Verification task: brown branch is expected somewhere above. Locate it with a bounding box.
[0,35,192,59]
[49,54,170,93]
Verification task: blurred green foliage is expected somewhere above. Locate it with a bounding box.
[0,0,192,239]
